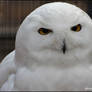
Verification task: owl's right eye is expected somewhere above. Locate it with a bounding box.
[71,24,82,32]
[38,28,52,35]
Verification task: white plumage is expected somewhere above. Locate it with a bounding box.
[0,2,92,91]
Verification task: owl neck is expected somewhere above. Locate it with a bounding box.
[15,46,92,69]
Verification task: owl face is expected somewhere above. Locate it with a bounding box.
[15,2,92,67]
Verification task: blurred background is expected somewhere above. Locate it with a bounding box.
[0,0,92,62]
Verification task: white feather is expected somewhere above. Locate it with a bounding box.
[1,2,92,91]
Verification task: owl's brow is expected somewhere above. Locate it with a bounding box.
[29,15,45,24]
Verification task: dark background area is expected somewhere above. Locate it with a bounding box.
[0,0,92,62]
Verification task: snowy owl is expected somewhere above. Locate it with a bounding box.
[0,2,92,91]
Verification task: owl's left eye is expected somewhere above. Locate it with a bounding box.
[38,28,52,35]
[71,24,82,32]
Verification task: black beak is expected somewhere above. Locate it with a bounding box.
[62,40,66,54]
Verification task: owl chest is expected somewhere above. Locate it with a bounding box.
[14,66,92,91]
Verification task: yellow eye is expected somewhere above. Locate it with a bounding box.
[38,28,52,35]
[71,24,82,32]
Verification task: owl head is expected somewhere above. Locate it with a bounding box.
[15,2,92,68]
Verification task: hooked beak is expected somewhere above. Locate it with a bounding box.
[62,40,66,54]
